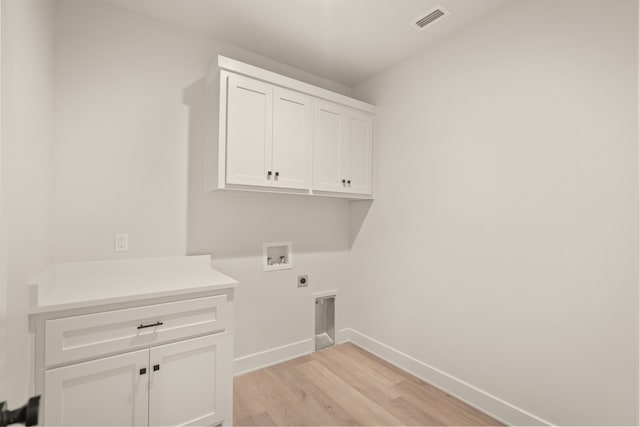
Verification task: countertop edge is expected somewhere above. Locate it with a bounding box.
[29,280,238,315]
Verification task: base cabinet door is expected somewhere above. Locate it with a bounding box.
[44,349,149,426]
[149,334,232,427]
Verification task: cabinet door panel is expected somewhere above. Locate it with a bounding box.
[346,113,373,195]
[44,349,149,426]
[313,102,347,193]
[226,75,273,187]
[149,333,232,427]
[272,87,312,190]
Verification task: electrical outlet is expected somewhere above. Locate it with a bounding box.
[115,233,128,252]
[298,275,308,287]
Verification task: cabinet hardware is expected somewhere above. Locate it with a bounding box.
[153,364,160,372]
[275,171,279,178]
[347,180,351,184]
[341,179,346,184]
[139,368,147,375]
[267,171,272,179]
[137,321,163,330]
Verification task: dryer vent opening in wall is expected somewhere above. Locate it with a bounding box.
[315,296,335,351]
[412,5,450,30]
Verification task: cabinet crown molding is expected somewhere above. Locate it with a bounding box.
[215,55,376,114]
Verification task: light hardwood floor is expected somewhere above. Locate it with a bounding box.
[233,343,502,426]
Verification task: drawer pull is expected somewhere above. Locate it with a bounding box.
[153,364,160,372]
[137,321,163,330]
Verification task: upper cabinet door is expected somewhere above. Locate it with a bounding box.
[225,74,273,187]
[345,112,373,195]
[272,87,312,190]
[313,100,374,195]
[44,349,149,426]
[148,334,232,427]
[313,101,348,193]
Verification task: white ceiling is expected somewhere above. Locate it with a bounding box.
[107,0,513,87]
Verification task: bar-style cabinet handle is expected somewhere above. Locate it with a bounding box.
[137,321,163,329]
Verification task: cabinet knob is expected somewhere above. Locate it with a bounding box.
[267,171,272,179]
[275,172,279,178]
[153,364,160,372]
[139,368,147,375]
[347,180,351,184]
[342,179,346,184]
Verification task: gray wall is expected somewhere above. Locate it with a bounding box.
[1,0,54,406]
[350,0,639,424]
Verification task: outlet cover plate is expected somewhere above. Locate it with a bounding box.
[115,233,128,252]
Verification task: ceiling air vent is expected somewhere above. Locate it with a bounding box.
[412,5,450,30]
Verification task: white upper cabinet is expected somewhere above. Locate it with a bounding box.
[272,87,312,190]
[313,101,346,193]
[226,74,273,187]
[224,75,312,191]
[313,100,373,195]
[345,111,374,195]
[210,55,375,199]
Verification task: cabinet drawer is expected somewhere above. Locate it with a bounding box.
[45,295,228,367]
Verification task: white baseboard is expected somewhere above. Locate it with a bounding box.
[345,328,552,426]
[233,338,312,376]
[336,327,352,344]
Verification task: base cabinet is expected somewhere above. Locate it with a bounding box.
[45,349,149,426]
[43,333,230,427]
[35,293,234,427]
[149,334,231,427]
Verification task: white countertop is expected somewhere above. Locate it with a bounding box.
[29,255,238,314]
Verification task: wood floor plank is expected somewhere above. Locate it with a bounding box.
[295,360,404,426]
[312,346,402,405]
[342,344,426,386]
[336,344,414,385]
[393,378,499,426]
[267,359,359,426]
[383,396,447,426]
[235,411,277,427]
[233,343,503,426]
[248,368,311,425]
[233,373,269,420]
